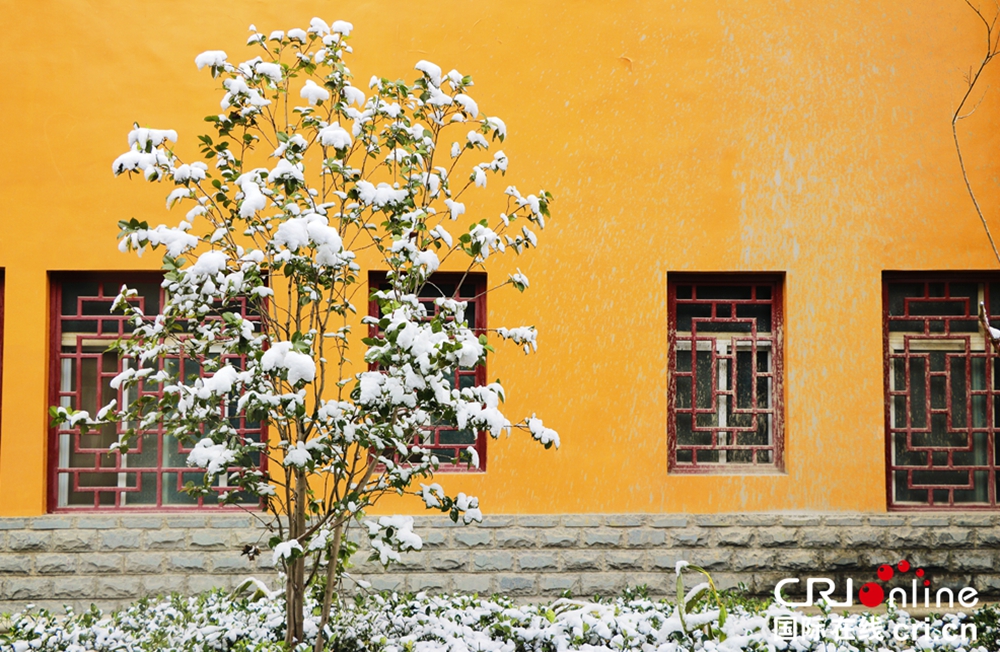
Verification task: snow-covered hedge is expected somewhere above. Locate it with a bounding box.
[2,587,997,651]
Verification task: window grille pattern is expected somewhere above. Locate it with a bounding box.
[668,277,784,471]
[49,274,263,509]
[885,277,1000,509]
[369,273,487,470]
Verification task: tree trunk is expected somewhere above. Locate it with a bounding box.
[313,522,344,652]
[285,466,308,647]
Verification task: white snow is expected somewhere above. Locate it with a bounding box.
[194,50,227,70]
[187,438,236,476]
[318,124,352,148]
[300,79,330,105]
[414,60,442,86]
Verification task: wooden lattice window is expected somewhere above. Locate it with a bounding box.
[368,272,487,470]
[668,275,784,472]
[884,275,1000,509]
[49,273,264,509]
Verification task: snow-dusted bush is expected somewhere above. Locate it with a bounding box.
[51,15,557,649]
[2,588,996,652]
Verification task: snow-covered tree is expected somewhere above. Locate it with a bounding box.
[52,17,558,649]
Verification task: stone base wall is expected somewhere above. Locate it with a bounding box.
[2,513,999,613]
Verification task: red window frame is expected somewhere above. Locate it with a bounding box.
[883,273,1000,510]
[667,274,785,473]
[368,271,488,471]
[48,272,265,511]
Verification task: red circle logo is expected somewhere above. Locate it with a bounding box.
[859,582,885,608]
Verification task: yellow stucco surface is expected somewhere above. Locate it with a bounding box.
[1,1,998,515]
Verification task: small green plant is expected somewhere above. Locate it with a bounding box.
[675,563,728,641]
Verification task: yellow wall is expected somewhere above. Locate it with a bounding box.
[1,0,998,516]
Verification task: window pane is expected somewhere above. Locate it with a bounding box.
[885,278,999,508]
[670,277,782,471]
[52,274,264,509]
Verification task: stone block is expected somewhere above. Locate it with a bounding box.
[8,531,50,551]
[429,552,469,571]
[473,551,513,571]
[671,529,708,547]
[517,515,560,528]
[932,529,971,548]
[51,577,96,601]
[454,574,492,594]
[580,573,625,597]
[734,515,779,527]
[650,515,688,528]
[780,516,822,527]
[35,553,77,574]
[782,550,820,571]
[52,531,96,552]
[208,515,254,528]
[518,553,559,571]
[714,529,752,547]
[125,552,165,574]
[756,528,797,547]
[563,515,604,528]
[543,530,580,548]
[6,578,54,600]
[211,554,251,573]
[163,514,210,529]
[730,549,776,571]
[454,530,492,547]
[32,517,73,530]
[842,528,882,548]
[583,531,619,548]
[191,529,230,549]
[693,515,735,527]
[974,574,1000,595]
[952,514,994,527]
[564,551,603,571]
[953,550,994,572]
[121,516,165,529]
[392,552,426,571]
[607,514,645,527]
[168,553,208,573]
[74,515,120,529]
[539,575,577,595]
[496,529,536,548]
[0,518,27,530]
[497,574,536,595]
[367,575,406,592]
[146,530,187,549]
[95,576,141,600]
[626,530,665,548]
[606,551,645,570]
[824,515,865,527]
[0,555,31,574]
[409,574,451,593]
[869,516,906,527]
[189,575,230,594]
[825,552,862,570]
[141,575,188,596]
[651,550,688,571]
[800,528,840,548]
[686,549,732,570]
[79,554,123,574]
[421,530,448,548]
[477,516,516,529]
[978,528,1000,546]
[100,530,141,550]
[909,516,951,528]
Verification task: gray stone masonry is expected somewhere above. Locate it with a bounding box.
[1,513,1000,613]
